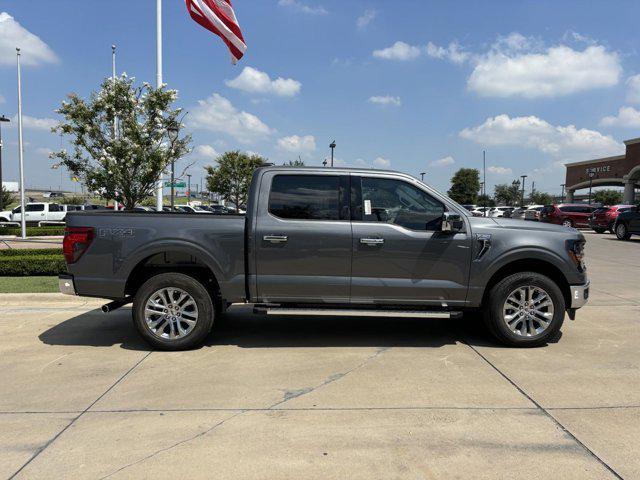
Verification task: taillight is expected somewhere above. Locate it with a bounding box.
[63,227,94,264]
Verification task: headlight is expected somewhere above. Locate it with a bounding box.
[566,239,586,272]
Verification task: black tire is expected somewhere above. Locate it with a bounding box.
[133,272,215,350]
[561,218,573,228]
[483,272,565,347]
[615,222,631,240]
[593,227,605,234]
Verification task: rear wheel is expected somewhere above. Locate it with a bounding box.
[561,218,573,228]
[483,272,565,347]
[615,222,631,240]
[133,272,214,350]
[593,227,605,234]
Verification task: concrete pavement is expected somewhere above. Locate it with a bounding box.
[1,232,638,479]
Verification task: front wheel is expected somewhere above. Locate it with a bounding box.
[483,272,565,347]
[615,222,631,240]
[561,218,573,228]
[133,272,215,350]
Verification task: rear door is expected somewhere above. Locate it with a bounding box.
[24,203,46,224]
[255,171,352,303]
[350,174,472,306]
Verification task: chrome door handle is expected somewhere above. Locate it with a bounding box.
[263,235,288,243]
[360,237,384,245]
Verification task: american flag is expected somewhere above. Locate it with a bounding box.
[185,0,247,64]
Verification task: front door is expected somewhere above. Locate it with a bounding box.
[255,172,352,303]
[350,175,471,306]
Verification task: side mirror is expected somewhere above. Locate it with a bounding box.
[441,211,463,233]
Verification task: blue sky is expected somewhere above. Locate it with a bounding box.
[1,0,640,195]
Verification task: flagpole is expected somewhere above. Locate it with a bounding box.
[112,45,119,211]
[155,0,164,212]
[16,48,26,239]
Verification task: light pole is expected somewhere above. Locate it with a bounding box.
[420,172,426,182]
[186,174,192,203]
[482,150,486,197]
[329,140,336,167]
[588,171,596,204]
[0,115,10,210]
[560,183,565,203]
[520,175,527,207]
[167,122,179,210]
[16,48,26,239]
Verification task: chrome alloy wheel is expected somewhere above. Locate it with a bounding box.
[502,285,554,337]
[144,287,199,340]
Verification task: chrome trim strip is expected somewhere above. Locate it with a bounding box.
[262,308,454,318]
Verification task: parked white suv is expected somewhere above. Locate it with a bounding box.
[2,203,76,224]
[523,205,545,221]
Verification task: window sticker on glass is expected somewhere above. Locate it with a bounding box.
[364,199,372,215]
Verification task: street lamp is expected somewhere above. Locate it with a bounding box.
[560,183,565,203]
[588,171,596,204]
[0,115,10,210]
[167,122,179,211]
[186,173,192,203]
[520,175,528,207]
[420,172,426,182]
[329,140,336,167]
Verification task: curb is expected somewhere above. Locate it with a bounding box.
[0,293,108,307]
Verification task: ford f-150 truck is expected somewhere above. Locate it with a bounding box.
[59,167,589,350]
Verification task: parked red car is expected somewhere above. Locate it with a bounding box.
[540,204,597,228]
[589,205,635,233]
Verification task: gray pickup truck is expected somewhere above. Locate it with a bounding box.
[60,166,589,350]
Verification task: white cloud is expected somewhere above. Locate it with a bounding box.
[193,144,219,159]
[11,114,56,130]
[487,166,513,175]
[429,155,455,167]
[0,12,58,67]
[189,93,274,143]
[373,157,391,168]
[356,9,377,29]
[278,0,327,15]
[468,34,621,98]
[425,41,469,65]
[373,41,421,61]
[35,147,52,156]
[460,114,622,160]
[277,135,316,153]
[225,66,301,97]
[368,95,401,107]
[600,106,640,128]
[626,75,640,104]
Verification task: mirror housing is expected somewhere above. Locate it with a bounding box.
[441,211,464,233]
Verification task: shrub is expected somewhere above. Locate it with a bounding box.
[0,254,66,276]
[0,248,62,257]
[0,226,66,237]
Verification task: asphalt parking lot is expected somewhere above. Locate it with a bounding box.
[1,231,638,479]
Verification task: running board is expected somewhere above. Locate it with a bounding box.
[254,307,462,319]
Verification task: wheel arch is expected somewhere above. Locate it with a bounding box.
[481,258,571,308]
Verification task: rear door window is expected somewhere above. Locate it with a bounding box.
[269,174,342,221]
[25,204,45,212]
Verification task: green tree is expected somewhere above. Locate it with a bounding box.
[477,193,495,207]
[593,189,623,206]
[447,168,480,204]
[494,180,521,205]
[50,74,191,210]
[1,186,15,210]
[284,158,305,166]
[529,191,553,206]
[206,151,267,210]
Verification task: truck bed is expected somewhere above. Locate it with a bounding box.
[65,210,246,301]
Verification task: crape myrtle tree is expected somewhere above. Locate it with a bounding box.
[1,186,15,209]
[206,151,268,211]
[50,75,191,210]
[593,189,623,206]
[448,168,480,204]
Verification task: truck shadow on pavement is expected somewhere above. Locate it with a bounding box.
[38,305,560,351]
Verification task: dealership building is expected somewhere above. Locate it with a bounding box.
[565,137,640,204]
